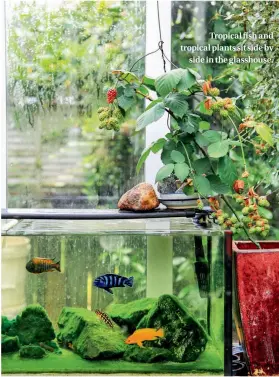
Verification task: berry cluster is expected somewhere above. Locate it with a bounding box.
[235,194,270,237]
[202,80,220,96]
[253,142,269,155]
[107,88,117,104]
[212,209,243,234]
[97,106,123,131]
[208,97,236,118]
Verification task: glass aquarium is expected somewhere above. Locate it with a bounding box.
[1,211,226,375]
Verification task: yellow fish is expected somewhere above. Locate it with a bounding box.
[125,328,164,348]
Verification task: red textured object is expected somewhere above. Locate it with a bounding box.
[107,88,117,103]
[234,241,279,376]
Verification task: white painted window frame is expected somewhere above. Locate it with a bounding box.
[0,0,171,209]
[0,0,6,209]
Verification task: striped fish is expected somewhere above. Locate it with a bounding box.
[26,257,61,274]
[95,309,114,328]
[93,273,133,294]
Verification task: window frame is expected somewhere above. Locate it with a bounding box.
[0,1,171,209]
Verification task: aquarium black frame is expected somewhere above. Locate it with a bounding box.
[1,209,232,375]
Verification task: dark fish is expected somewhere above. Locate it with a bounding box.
[26,257,61,274]
[95,309,114,328]
[93,273,133,294]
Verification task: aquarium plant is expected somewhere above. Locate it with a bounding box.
[97,67,275,245]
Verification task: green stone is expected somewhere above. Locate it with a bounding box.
[7,305,55,345]
[137,294,208,362]
[57,307,126,360]
[123,345,172,363]
[20,345,46,359]
[106,297,157,333]
[1,334,20,353]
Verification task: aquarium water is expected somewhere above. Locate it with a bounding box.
[1,211,225,375]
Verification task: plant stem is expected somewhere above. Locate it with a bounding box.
[179,141,201,201]
[228,114,247,171]
[220,195,260,249]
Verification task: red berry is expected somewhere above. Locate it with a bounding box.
[107,88,117,104]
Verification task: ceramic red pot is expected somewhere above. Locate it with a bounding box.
[233,241,279,376]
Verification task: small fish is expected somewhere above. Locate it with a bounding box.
[26,257,61,274]
[95,309,114,329]
[93,273,133,294]
[125,328,164,348]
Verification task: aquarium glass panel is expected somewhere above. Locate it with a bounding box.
[2,217,224,375]
[6,1,145,208]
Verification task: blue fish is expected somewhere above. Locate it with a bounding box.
[93,273,134,294]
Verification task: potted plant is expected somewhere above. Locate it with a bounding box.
[97,68,275,244]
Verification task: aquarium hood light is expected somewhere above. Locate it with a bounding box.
[1,208,213,221]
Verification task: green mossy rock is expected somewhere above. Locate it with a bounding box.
[20,345,46,359]
[1,316,16,334]
[123,345,172,363]
[57,307,126,360]
[7,305,55,345]
[1,334,20,353]
[106,298,157,333]
[137,294,208,362]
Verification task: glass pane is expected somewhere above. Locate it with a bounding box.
[6,1,146,208]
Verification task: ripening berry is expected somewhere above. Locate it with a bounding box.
[231,216,237,224]
[97,107,107,114]
[223,213,229,220]
[255,227,262,233]
[242,216,250,224]
[264,224,270,230]
[220,109,229,118]
[217,216,224,224]
[242,207,249,216]
[261,230,268,237]
[233,180,245,194]
[248,205,255,213]
[258,199,266,207]
[113,108,123,120]
[107,88,117,104]
[99,112,108,121]
[225,104,235,112]
[249,227,256,234]
[208,87,220,96]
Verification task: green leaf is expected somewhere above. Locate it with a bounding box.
[124,86,135,97]
[208,140,229,158]
[174,163,190,181]
[141,75,156,90]
[136,139,167,174]
[118,95,136,111]
[228,140,242,146]
[145,98,163,111]
[176,69,197,90]
[258,206,273,220]
[188,68,201,79]
[179,114,200,134]
[151,138,166,153]
[218,156,238,188]
[192,158,212,175]
[112,70,140,84]
[136,85,149,98]
[255,123,274,146]
[155,68,184,96]
[171,150,185,163]
[164,93,189,118]
[199,121,210,130]
[136,103,165,131]
[136,147,151,174]
[155,164,174,182]
[198,101,213,115]
[207,175,230,194]
[193,175,211,196]
[203,130,222,143]
[195,132,210,147]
